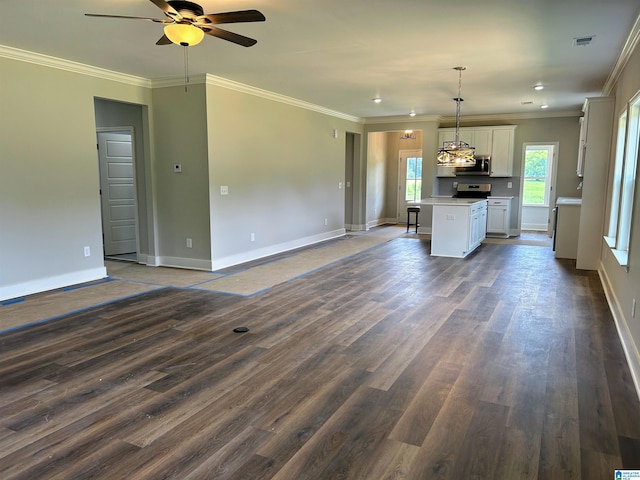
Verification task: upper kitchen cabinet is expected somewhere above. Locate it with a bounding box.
[489,126,516,177]
[436,126,516,177]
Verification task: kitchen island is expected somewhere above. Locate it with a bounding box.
[410,198,488,258]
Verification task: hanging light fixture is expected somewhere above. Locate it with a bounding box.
[437,66,475,166]
[400,129,416,140]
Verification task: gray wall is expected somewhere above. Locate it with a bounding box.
[600,38,640,382]
[0,56,153,299]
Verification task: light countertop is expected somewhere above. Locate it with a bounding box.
[410,198,488,206]
[556,197,582,206]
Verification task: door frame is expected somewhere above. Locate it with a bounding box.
[397,149,423,223]
[518,142,559,235]
[96,126,140,260]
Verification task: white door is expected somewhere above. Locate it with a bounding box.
[98,132,137,256]
[397,149,423,223]
[520,143,557,233]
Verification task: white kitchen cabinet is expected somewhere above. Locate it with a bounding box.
[486,197,512,237]
[429,199,487,258]
[436,126,516,177]
[555,198,582,259]
[489,126,516,177]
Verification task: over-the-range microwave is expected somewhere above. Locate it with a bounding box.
[455,155,491,176]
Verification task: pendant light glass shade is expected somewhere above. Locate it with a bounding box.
[164,24,205,46]
[437,141,475,165]
[437,67,476,166]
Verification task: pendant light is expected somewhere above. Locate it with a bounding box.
[437,67,476,166]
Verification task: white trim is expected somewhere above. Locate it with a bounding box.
[365,110,582,125]
[0,267,108,302]
[603,12,640,95]
[157,256,212,272]
[0,45,151,87]
[210,229,346,271]
[598,263,640,402]
[152,73,363,123]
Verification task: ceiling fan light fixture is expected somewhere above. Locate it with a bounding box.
[164,23,204,46]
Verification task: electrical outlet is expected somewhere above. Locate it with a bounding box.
[186,238,192,248]
[507,181,513,189]
[220,186,229,195]
[250,233,255,242]
[324,218,328,226]
[83,246,91,257]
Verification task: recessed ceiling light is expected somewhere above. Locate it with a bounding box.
[534,85,544,91]
[373,97,382,103]
[409,111,416,117]
[540,104,549,109]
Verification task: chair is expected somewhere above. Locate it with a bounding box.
[407,206,420,233]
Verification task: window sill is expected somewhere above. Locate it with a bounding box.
[604,236,629,269]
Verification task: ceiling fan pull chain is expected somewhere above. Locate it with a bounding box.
[184,45,189,93]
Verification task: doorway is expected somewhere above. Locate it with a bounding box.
[397,149,423,224]
[97,129,138,260]
[520,143,558,234]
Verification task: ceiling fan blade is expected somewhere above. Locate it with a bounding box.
[84,13,171,23]
[202,25,258,47]
[156,34,173,45]
[148,0,182,21]
[195,10,265,25]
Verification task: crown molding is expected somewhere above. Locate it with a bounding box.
[364,114,441,124]
[603,12,640,95]
[364,109,581,126]
[0,45,151,87]
[204,74,363,123]
[151,73,363,123]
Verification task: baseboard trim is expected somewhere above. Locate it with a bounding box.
[210,229,346,271]
[157,256,212,271]
[0,267,108,302]
[599,262,640,402]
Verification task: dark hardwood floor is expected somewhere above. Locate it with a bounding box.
[1,237,639,479]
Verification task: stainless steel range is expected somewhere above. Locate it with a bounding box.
[455,183,491,198]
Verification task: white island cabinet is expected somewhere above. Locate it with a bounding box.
[412,198,488,258]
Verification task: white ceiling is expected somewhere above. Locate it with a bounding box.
[1,0,639,119]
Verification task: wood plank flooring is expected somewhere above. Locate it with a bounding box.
[1,237,640,479]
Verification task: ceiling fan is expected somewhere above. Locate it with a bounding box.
[85,0,265,47]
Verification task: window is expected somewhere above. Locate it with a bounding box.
[523,145,554,206]
[606,92,640,267]
[405,155,422,202]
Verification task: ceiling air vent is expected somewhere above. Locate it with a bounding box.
[573,36,594,47]
[521,101,534,105]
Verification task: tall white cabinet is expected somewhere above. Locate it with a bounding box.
[576,97,614,270]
